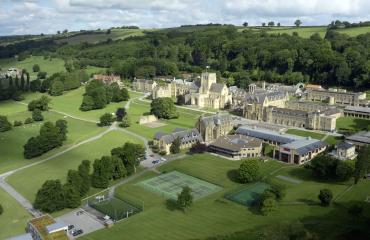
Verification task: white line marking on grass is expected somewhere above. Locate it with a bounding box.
[275,175,302,184]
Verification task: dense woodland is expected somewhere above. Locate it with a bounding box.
[1,25,370,93]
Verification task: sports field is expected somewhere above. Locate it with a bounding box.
[91,197,141,221]
[225,182,270,206]
[138,171,222,200]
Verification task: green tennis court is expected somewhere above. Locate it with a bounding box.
[91,197,141,221]
[225,182,270,206]
[138,171,222,200]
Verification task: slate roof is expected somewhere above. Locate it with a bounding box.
[281,138,327,155]
[270,107,308,117]
[245,91,287,104]
[344,106,370,114]
[209,83,225,93]
[155,128,202,144]
[236,126,303,144]
[209,135,262,152]
[199,113,232,127]
[336,141,354,150]
[346,131,370,144]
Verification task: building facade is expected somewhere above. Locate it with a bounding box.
[153,128,202,155]
[152,79,198,100]
[196,113,233,143]
[132,79,158,92]
[306,89,366,107]
[208,134,262,160]
[330,141,357,160]
[344,106,370,119]
[93,74,122,87]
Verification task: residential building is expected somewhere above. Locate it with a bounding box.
[196,113,233,143]
[27,215,68,240]
[93,74,122,87]
[346,131,370,149]
[208,134,262,160]
[153,128,202,155]
[330,141,357,160]
[132,79,157,92]
[344,106,370,119]
[189,72,232,109]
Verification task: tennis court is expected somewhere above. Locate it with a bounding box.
[90,197,141,221]
[138,171,222,200]
[225,182,270,206]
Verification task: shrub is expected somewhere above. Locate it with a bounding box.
[32,109,44,122]
[13,120,23,127]
[24,117,34,124]
[318,189,333,206]
[238,159,260,183]
[0,115,12,132]
[98,113,115,126]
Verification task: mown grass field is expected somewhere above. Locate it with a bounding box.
[8,130,142,203]
[0,187,32,239]
[81,154,370,240]
[0,56,65,79]
[336,116,370,133]
[126,100,207,139]
[285,129,325,140]
[238,26,370,38]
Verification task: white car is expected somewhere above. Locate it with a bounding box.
[160,157,166,162]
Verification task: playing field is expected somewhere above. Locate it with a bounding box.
[138,171,222,200]
[225,182,270,206]
[91,197,141,221]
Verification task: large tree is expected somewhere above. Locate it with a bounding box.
[150,97,179,119]
[170,137,181,154]
[34,180,65,212]
[78,160,91,196]
[0,115,12,132]
[294,19,302,27]
[354,146,370,184]
[318,189,333,206]
[98,113,115,126]
[177,186,193,212]
[238,159,260,183]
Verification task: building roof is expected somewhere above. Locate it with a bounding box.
[336,141,354,150]
[236,126,303,144]
[28,215,68,240]
[209,83,225,93]
[155,128,202,145]
[245,91,287,104]
[346,131,370,144]
[199,113,232,127]
[269,107,308,118]
[344,106,370,114]
[209,135,262,152]
[46,221,67,234]
[135,79,154,84]
[281,138,327,155]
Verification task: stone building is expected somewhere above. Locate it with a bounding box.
[344,106,370,119]
[346,131,370,149]
[132,78,157,92]
[330,141,357,160]
[152,79,198,100]
[189,72,232,109]
[196,113,233,143]
[208,134,262,160]
[153,128,202,155]
[93,74,122,87]
[306,88,366,107]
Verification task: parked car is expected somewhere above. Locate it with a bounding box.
[160,157,166,162]
[72,229,83,236]
[67,225,74,230]
[152,160,159,164]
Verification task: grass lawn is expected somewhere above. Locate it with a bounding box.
[0,109,105,174]
[8,130,143,203]
[336,26,370,37]
[336,116,370,133]
[285,129,325,140]
[324,135,343,145]
[0,56,65,79]
[81,154,367,240]
[126,100,206,139]
[0,188,32,239]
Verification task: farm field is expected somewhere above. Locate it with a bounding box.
[0,187,32,239]
[81,154,369,240]
[7,130,143,203]
[0,56,65,79]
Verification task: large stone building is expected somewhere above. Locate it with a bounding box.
[208,134,262,160]
[306,88,366,107]
[196,113,233,143]
[330,141,357,160]
[153,128,202,155]
[346,131,370,149]
[132,79,157,92]
[189,72,232,109]
[152,79,198,100]
[343,106,370,119]
[93,74,122,88]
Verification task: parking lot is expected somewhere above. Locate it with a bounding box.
[56,208,104,238]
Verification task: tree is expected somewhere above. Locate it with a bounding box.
[119,115,131,128]
[309,155,339,180]
[354,146,370,184]
[177,186,193,211]
[170,137,181,154]
[277,22,281,27]
[98,113,115,126]
[33,64,40,72]
[28,96,50,111]
[111,155,127,180]
[32,109,44,122]
[63,183,81,208]
[262,23,266,27]
[176,95,185,106]
[78,160,91,196]
[261,197,277,215]
[56,119,68,141]
[49,80,64,96]
[66,170,83,194]
[91,156,113,188]
[348,203,364,217]
[243,22,248,27]
[238,159,260,183]
[30,79,41,92]
[20,73,25,90]
[37,72,47,79]
[268,21,275,27]
[189,142,207,153]
[294,19,302,27]
[34,180,65,212]
[150,97,179,119]
[336,160,355,181]
[0,115,12,132]
[0,203,3,215]
[318,189,333,206]
[112,143,145,175]
[115,108,126,121]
